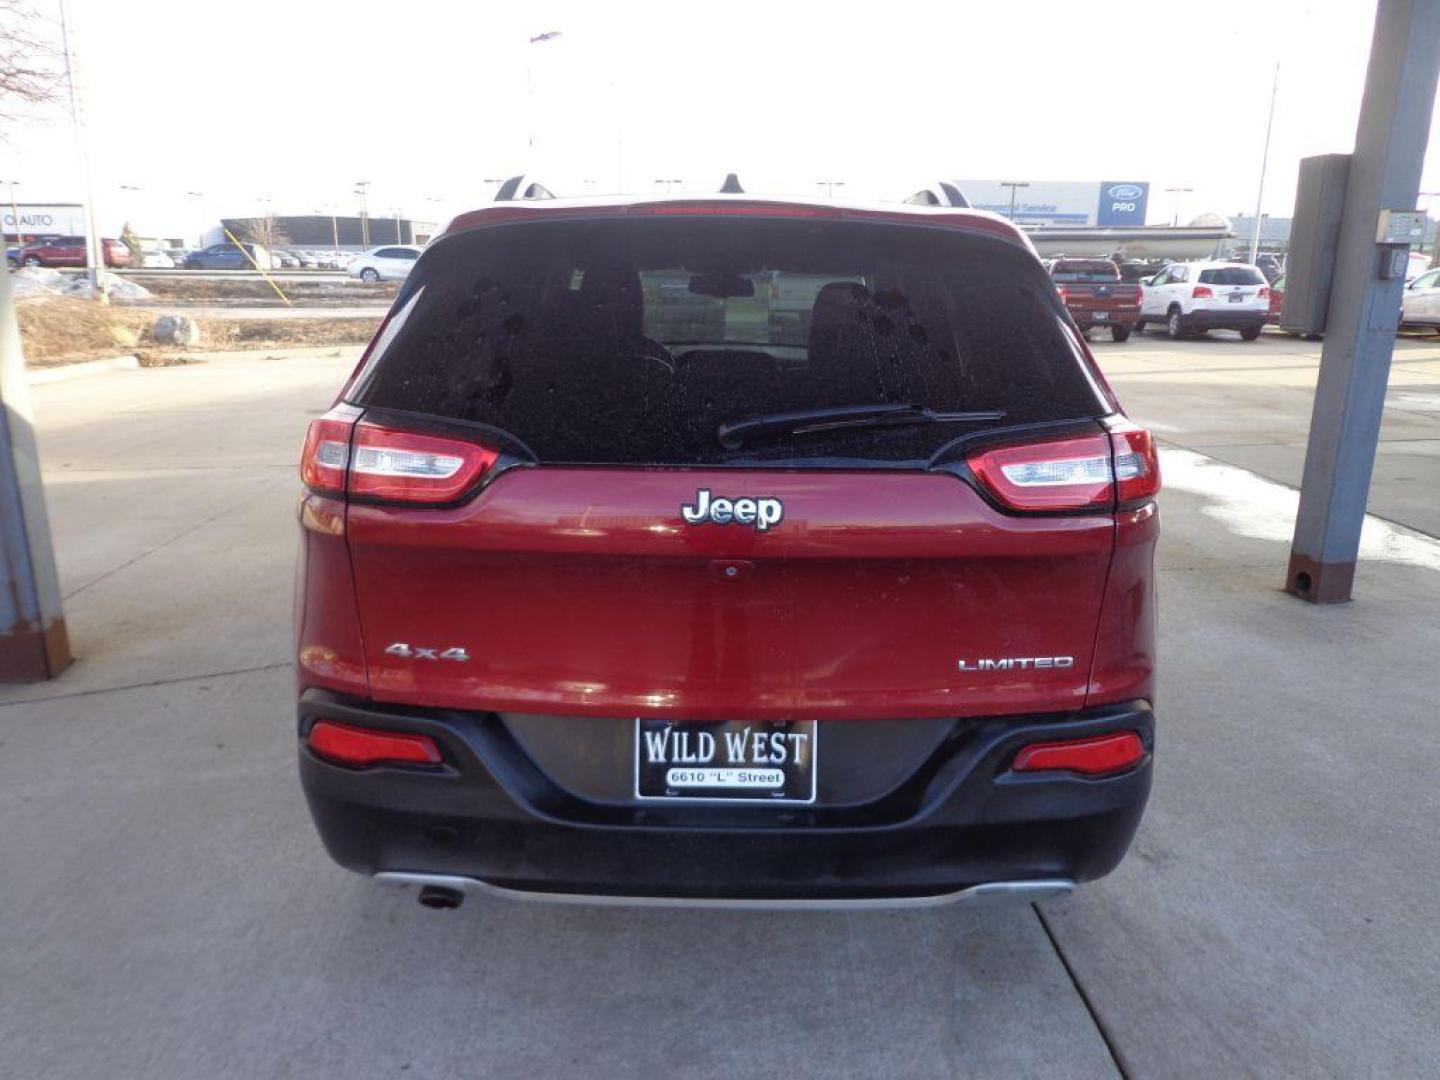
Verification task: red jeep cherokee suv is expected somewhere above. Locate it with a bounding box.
[296,190,1159,908]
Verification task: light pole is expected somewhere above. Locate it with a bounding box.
[1164,186,1193,227]
[1250,60,1280,265]
[392,207,403,244]
[527,30,563,158]
[1000,181,1030,221]
[315,205,339,255]
[815,180,845,198]
[185,191,204,248]
[57,0,105,300]
[2,180,20,246]
[354,181,370,248]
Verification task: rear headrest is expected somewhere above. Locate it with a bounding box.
[577,266,645,340]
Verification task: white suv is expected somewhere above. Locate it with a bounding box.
[1137,261,1270,340]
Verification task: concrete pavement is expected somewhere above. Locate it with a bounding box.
[2,344,1438,1077]
[1094,328,1440,537]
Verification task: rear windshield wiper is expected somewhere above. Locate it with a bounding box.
[718,403,1007,449]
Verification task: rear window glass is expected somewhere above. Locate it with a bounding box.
[1198,266,1266,285]
[351,218,1106,467]
[1049,260,1119,282]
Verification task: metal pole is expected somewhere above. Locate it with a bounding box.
[56,0,106,302]
[1250,61,1280,265]
[355,181,370,248]
[0,262,71,681]
[5,181,20,245]
[1165,186,1192,228]
[1001,181,1028,221]
[1286,0,1440,602]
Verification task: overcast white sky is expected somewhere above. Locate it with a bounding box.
[5,0,1439,239]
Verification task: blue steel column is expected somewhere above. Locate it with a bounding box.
[1286,0,1440,602]
[0,265,71,680]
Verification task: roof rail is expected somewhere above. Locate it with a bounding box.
[493,174,557,202]
[903,181,970,209]
[719,172,745,194]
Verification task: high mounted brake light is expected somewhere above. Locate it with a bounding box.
[300,412,498,504]
[966,424,1160,513]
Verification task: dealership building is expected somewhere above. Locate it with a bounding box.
[2,203,88,244]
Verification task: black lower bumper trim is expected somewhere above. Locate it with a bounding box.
[297,692,1154,901]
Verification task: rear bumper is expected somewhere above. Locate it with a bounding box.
[297,690,1154,903]
[1069,308,1139,328]
[1185,307,1267,330]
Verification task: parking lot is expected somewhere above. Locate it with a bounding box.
[2,333,1438,1078]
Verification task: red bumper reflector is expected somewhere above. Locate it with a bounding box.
[1012,731,1145,776]
[307,720,442,767]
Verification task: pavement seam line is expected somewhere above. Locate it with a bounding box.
[1032,904,1131,1080]
[0,661,289,709]
[60,481,283,601]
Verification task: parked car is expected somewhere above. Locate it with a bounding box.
[17,235,132,268]
[1267,274,1285,324]
[1045,258,1141,342]
[138,247,176,268]
[182,242,268,270]
[296,190,1161,907]
[1137,261,1270,340]
[1400,266,1440,331]
[346,244,422,282]
[273,250,300,269]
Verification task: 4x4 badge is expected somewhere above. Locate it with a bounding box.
[384,643,470,662]
[680,489,784,531]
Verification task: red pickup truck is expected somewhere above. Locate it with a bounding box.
[1045,258,1141,342]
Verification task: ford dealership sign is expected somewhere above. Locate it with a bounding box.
[1097,181,1150,226]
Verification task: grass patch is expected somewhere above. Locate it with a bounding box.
[17,297,153,364]
[18,296,381,365]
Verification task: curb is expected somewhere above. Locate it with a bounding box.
[27,355,141,385]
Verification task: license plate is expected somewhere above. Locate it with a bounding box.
[635,718,817,803]
[1228,292,1245,303]
[1093,311,1109,320]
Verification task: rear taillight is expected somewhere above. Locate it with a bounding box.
[307,720,442,767]
[1192,285,1213,298]
[967,434,1116,512]
[1108,421,1161,508]
[966,424,1160,514]
[300,412,355,497]
[1258,286,1270,299]
[300,413,498,504]
[1012,731,1145,776]
[347,422,498,503]
[1056,284,1069,304]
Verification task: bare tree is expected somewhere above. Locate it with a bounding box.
[237,214,289,254]
[0,0,61,121]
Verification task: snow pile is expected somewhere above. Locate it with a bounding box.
[10,266,153,301]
